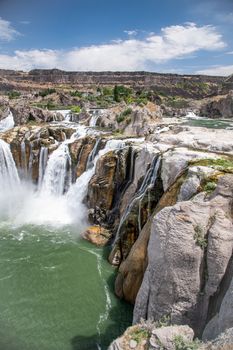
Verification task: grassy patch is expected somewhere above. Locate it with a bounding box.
[129,327,149,343]
[8,90,21,99]
[194,225,207,249]
[203,181,217,194]
[39,88,56,97]
[190,158,233,171]
[174,335,200,350]
[70,105,81,113]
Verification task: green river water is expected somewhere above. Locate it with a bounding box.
[0,223,133,350]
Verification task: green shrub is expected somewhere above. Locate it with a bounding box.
[70,105,81,113]
[204,181,217,193]
[122,107,133,116]
[194,225,207,249]
[189,158,233,171]
[157,314,171,328]
[113,85,132,102]
[116,114,125,123]
[129,328,149,343]
[39,88,56,97]
[174,335,200,350]
[8,90,21,99]
[102,87,113,96]
[69,90,82,97]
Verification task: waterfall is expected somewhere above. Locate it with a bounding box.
[0,139,21,220]
[0,139,20,190]
[38,147,48,189]
[41,143,72,196]
[86,138,102,170]
[20,141,28,178]
[67,139,126,225]
[0,110,15,132]
[89,110,101,127]
[114,155,161,243]
[55,110,71,122]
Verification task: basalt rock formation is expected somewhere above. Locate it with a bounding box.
[0,69,224,98]
[200,92,233,119]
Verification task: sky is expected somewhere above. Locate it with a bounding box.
[0,0,232,75]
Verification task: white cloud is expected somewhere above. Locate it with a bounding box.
[124,30,138,36]
[226,51,233,55]
[0,18,20,41]
[0,23,226,71]
[196,65,233,76]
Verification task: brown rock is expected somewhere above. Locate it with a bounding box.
[81,225,111,246]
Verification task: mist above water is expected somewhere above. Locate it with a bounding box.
[0,134,126,229]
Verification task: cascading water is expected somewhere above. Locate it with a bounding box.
[0,110,15,132]
[20,141,28,178]
[86,138,102,170]
[67,139,126,225]
[114,155,161,243]
[89,109,102,127]
[0,139,20,220]
[38,147,48,189]
[41,143,71,196]
[0,139,20,190]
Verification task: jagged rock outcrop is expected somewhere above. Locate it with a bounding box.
[81,225,111,246]
[108,323,195,350]
[133,175,233,337]
[10,105,61,125]
[200,92,233,119]
[69,137,103,179]
[87,148,129,216]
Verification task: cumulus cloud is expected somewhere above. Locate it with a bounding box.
[0,18,20,41]
[0,23,226,71]
[196,65,233,76]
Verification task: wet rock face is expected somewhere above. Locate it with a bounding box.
[87,148,129,225]
[133,175,233,337]
[69,137,102,179]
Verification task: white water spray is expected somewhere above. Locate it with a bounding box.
[41,143,71,196]
[0,110,14,132]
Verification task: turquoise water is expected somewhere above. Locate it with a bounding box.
[0,223,132,350]
[183,118,233,129]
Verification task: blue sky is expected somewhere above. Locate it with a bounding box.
[0,0,232,75]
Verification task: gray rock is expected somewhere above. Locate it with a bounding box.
[133,175,233,337]
[150,325,194,350]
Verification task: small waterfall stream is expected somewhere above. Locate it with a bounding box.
[0,110,15,132]
[114,155,161,243]
[89,109,102,127]
[38,147,49,189]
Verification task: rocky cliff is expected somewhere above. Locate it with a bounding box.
[0,69,226,99]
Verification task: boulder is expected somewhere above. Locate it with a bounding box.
[81,225,111,246]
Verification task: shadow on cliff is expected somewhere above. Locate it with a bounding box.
[70,246,133,350]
